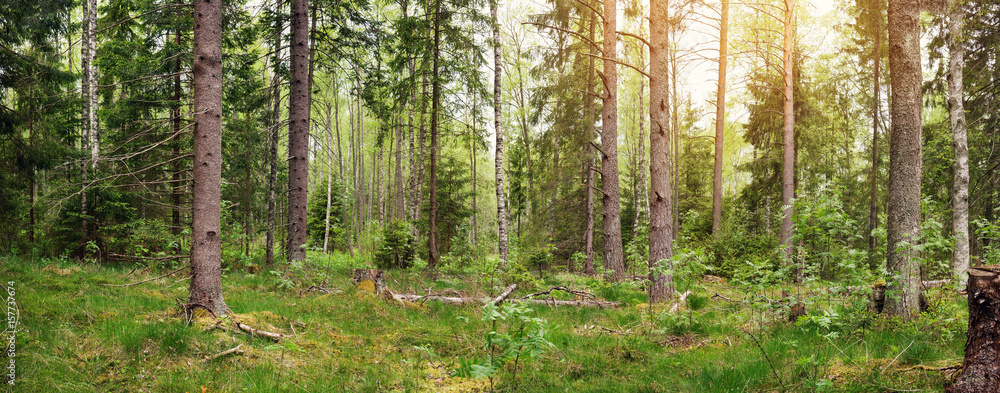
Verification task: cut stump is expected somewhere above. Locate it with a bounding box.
[948,266,1000,393]
[352,269,393,299]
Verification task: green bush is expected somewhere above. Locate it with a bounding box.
[374,221,416,269]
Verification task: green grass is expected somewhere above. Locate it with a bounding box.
[0,254,968,392]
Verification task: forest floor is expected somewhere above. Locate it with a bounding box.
[1,254,969,392]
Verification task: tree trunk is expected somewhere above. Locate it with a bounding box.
[781,0,796,271]
[80,0,90,248]
[868,0,882,268]
[88,0,98,170]
[712,0,728,237]
[265,0,283,266]
[583,11,596,275]
[287,0,311,263]
[189,0,229,317]
[947,266,1000,393]
[427,0,442,269]
[949,0,969,285]
[324,103,334,253]
[396,115,405,221]
[885,0,923,320]
[172,29,183,236]
[601,0,625,282]
[471,94,479,249]
[648,0,674,302]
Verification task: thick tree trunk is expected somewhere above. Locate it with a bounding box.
[287,0,311,262]
[885,0,923,320]
[427,0,441,269]
[947,266,1000,393]
[583,12,596,276]
[712,0,728,237]
[949,0,969,285]
[781,0,796,271]
[601,0,625,282]
[648,0,674,303]
[189,0,229,317]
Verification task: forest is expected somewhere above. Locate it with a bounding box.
[3,0,1000,390]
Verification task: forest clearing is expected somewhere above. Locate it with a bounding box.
[1,254,971,391]
[3,0,1000,390]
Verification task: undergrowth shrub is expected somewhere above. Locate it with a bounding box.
[374,221,415,269]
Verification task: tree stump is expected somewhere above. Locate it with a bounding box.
[352,269,391,298]
[947,266,1000,393]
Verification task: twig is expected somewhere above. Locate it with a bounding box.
[236,321,286,341]
[880,340,914,374]
[100,266,188,287]
[205,344,244,361]
[745,329,784,390]
[712,292,739,303]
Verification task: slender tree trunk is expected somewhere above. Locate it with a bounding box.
[80,0,90,247]
[670,26,680,240]
[648,0,673,302]
[517,47,533,218]
[712,0,728,237]
[885,0,923,320]
[189,0,229,316]
[88,0,98,170]
[334,73,349,254]
[584,11,596,275]
[396,117,405,222]
[265,0,283,266]
[172,30,183,236]
[492,0,509,266]
[868,0,882,268]
[286,0,311,262]
[602,0,625,282]
[427,0,442,269]
[781,0,796,270]
[471,96,479,248]
[324,103,334,253]
[949,0,969,284]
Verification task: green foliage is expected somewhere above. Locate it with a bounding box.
[306,177,351,251]
[793,184,870,283]
[709,231,781,280]
[374,221,416,269]
[975,218,1000,265]
[456,301,554,389]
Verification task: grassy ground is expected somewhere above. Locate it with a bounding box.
[1,254,969,392]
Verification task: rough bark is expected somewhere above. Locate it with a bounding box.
[648,0,673,303]
[885,0,923,320]
[287,0,311,263]
[189,0,229,317]
[712,0,728,237]
[948,0,969,285]
[947,267,1000,393]
[427,0,441,269]
[583,11,596,275]
[781,0,796,269]
[601,0,625,282]
[395,116,405,221]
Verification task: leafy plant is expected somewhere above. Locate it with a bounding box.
[457,301,554,391]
